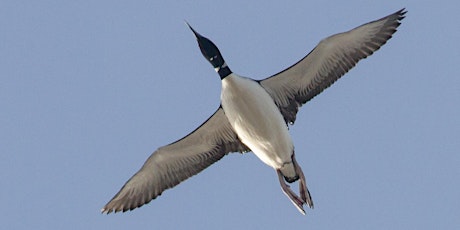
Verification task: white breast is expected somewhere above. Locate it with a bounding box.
[221,74,293,169]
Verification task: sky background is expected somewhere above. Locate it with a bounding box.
[1,1,459,229]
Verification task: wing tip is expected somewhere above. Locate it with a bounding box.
[101,192,157,215]
[100,205,130,215]
[100,196,129,215]
[100,207,110,214]
[101,204,117,214]
[396,8,407,21]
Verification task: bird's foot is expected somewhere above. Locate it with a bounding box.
[277,169,306,215]
[292,154,313,208]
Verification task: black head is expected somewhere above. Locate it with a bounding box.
[186,22,231,79]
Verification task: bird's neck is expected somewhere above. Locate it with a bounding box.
[218,65,232,79]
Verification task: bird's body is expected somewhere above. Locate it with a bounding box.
[102,9,406,215]
[221,74,293,173]
[221,73,312,213]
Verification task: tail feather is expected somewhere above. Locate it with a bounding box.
[280,161,299,183]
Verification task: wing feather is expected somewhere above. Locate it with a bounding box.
[102,107,247,214]
[260,9,406,124]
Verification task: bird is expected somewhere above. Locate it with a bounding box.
[102,9,406,215]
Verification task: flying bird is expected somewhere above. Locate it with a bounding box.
[102,9,406,215]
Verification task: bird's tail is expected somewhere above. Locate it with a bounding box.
[279,161,299,183]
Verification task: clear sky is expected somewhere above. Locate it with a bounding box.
[1,1,459,229]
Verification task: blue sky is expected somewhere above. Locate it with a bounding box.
[1,1,459,229]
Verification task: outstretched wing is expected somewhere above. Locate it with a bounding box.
[102,107,248,214]
[260,9,406,125]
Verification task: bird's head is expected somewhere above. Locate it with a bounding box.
[187,22,231,78]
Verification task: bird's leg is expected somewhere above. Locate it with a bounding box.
[292,154,314,209]
[277,169,306,215]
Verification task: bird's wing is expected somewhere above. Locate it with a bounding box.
[102,107,248,214]
[260,9,406,125]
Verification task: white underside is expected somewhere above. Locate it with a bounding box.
[221,74,294,171]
